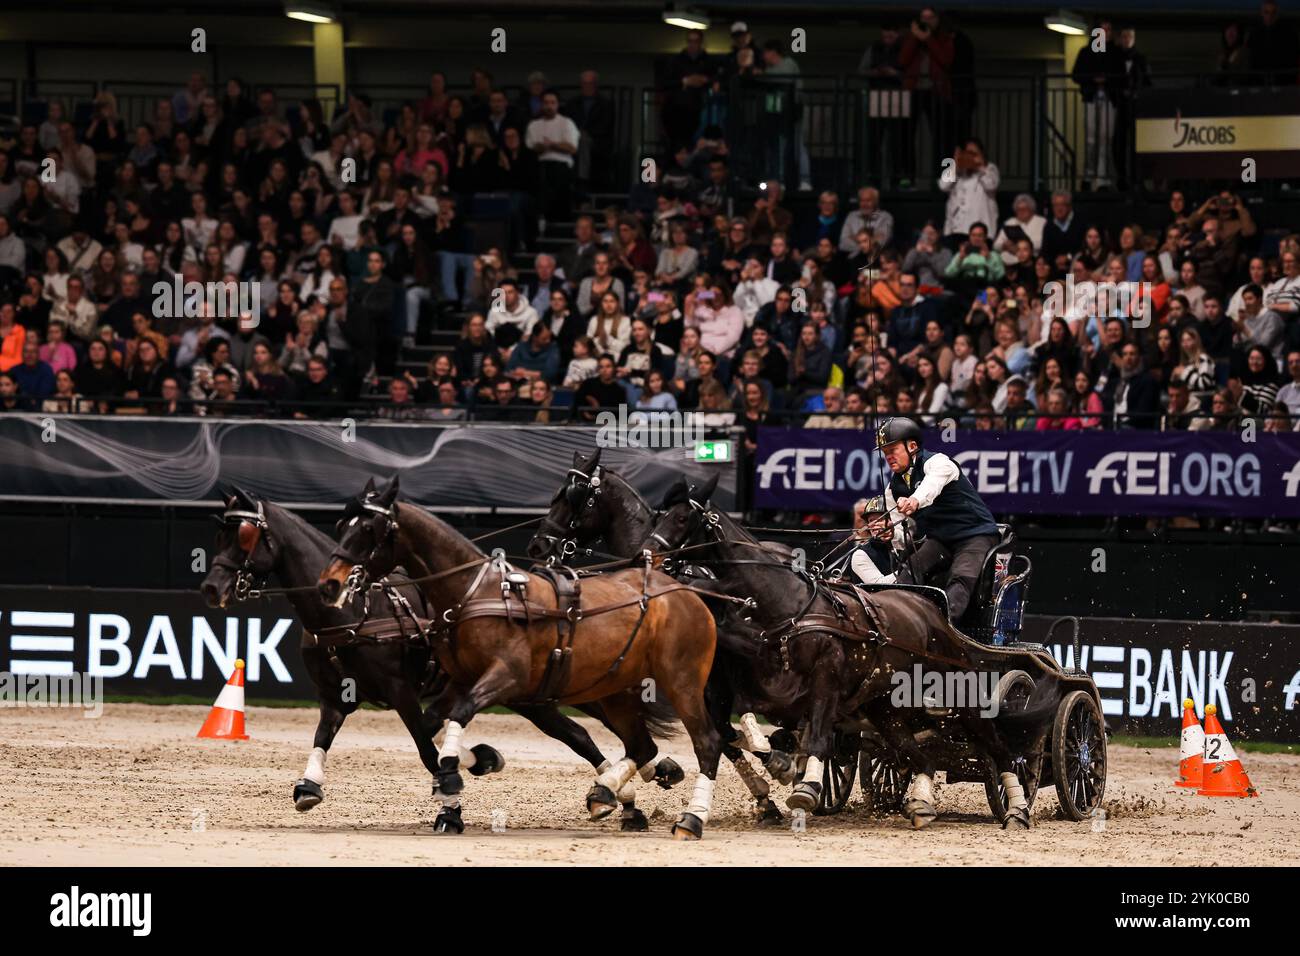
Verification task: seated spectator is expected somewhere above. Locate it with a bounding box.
[790,322,832,397]
[123,337,173,402]
[429,378,467,421]
[587,289,631,358]
[10,341,55,401]
[1237,345,1283,415]
[633,369,678,418]
[50,275,98,345]
[576,251,624,317]
[1162,379,1208,432]
[838,185,894,252]
[617,317,674,397]
[1099,341,1160,428]
[74,339,126,410]
[685,282,744,360]
[993,194,1046,265]
[0,372,20,412]
[805,387,857,428]
[695,378,735,427]
[573,353,626,421]
[39,321,77,375]
[242,341,295,404]
[944,222,1005,297]
[1205,387,1241,431]
[42,368,84,414]
[1002,376,1036,430]
[506,321,561,385]
[1172,327,1217,397]
[1071,370,1104,428]
[485,278,539,352]
[901,222,952,289]
[292,356,343,418]
[1036,387,1081,430]
[1275,350,1300,427]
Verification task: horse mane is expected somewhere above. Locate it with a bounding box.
[395,501,486,564]
[605,467,654,519]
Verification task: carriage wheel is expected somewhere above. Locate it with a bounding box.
[858,742,913,818]
[984,755,1041,820]
[1052,690,1107,821]
[814,730,860,815]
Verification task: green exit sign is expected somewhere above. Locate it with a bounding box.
[694,440,732,462]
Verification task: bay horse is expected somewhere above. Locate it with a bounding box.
[317,476,726,839]
[528,448,797,824]
[645,475,1037,829]
[201,485,681,831]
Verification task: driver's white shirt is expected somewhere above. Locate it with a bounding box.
[882,451,961,553]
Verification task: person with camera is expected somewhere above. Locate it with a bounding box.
[939,138,999,249]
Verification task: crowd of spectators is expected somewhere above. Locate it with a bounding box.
[0,5,1298,444]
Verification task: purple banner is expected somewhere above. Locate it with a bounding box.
[754,427,1300,518]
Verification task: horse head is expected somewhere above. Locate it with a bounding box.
[318,475,402,607]
[201,484,278,608]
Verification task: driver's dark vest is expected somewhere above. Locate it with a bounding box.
[890,449,997,544]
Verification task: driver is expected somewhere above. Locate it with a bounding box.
[869,417,999,621]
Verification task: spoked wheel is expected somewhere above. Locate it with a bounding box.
[984,754,1041,819]
[1052,690,1107,821]
[858,741,913,818]
[814,730,860,816]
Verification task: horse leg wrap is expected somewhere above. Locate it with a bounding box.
[685,774,715,825]
[433,721,476,770]
[616,778,638,805]
[432,789,461,811]
[595,757,637,794]
[909,773,934,806]
[802,755,824,785]
[1000,772,1027,810]
[638,761,658,783]
[737,713,771,754]
[304,747,327,785]
[730,753,770,801]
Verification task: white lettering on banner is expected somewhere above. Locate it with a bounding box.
[133,616,186,679]
[756,448,842,492]
[1284,671,1300,710]
[1087,451,1260,498]
[246,617,292,683]
[190,617,239,681]
[1052,643,1238,722]
[88,613,132,677]
[7,609,296,684]
[1283,461,1300,497]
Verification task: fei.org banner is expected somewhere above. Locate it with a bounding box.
[753,427,1300,518]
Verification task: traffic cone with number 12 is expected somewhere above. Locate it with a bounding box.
[197,659,250,740]
[1175,698,1204,788]
[1196,704,1258,798]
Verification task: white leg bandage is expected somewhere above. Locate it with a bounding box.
[686,774,715,823]
[595,757,637,793]
[638,761,658,783]
[304,747,327,785]
[909,773,934,806]
[802,755,824,785]
[597,759,612,775]
[1001,771,1028,812]
[617,779,638,804]
[737,713,771,753]
[435,720,468,766]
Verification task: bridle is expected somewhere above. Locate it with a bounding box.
[212,501,273,602]
[535,465,605,563]
[330,496,401,599]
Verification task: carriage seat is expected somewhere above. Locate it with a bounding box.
[961,524,1031,644]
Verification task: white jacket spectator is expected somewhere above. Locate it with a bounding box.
[525,113,580,167]
[733,275,780,325]
[939,143,1000,238]
[0,228,24,273]
[487,295,540,340]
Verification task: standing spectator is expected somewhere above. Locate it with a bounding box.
[1071,18,1125,190]
[1114,27,1152,188]
[525,91,580,224]
[664,31,715,152]
[939,138,998,244]
[563,71,617,192]
[1247,1,1300,85]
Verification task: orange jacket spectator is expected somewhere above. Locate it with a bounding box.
[0,318,25,372]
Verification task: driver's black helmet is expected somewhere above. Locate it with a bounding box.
[875,416,923,452]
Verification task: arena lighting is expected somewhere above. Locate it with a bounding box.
[661,4,710,30]
[284,2,337,23]
[1043,8,1087,36]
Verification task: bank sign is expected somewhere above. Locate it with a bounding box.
[754,428,1300,518]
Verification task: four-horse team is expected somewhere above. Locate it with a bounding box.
[201,418,1106,840]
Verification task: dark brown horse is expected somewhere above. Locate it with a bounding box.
[646,475,1040,829]
[317,477,726,839]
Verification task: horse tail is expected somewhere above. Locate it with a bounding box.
[637,694,682,739]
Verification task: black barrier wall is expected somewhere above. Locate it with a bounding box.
[2,587,1296,742]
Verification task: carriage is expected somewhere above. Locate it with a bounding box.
[805,524,1108,823]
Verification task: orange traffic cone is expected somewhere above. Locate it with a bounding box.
[1175,698,1204,789]
[197,659,250,740]
[1196,704,1257,798]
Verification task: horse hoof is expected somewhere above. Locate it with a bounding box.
[757,801,785,827]
[467,744,506,777]
[763,749,798,786]
[902,799,937,830]
[653,756,685,790]
[785,782,820,812]
[436,769,464,796]
[671,812,703,840]
[620,808,650,832]
[293,779,323,812]
[586,784,617,821]
[433,806,464,834]
[1002,808,1031,831]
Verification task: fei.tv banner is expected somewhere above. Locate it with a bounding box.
[753,427,1300,518]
